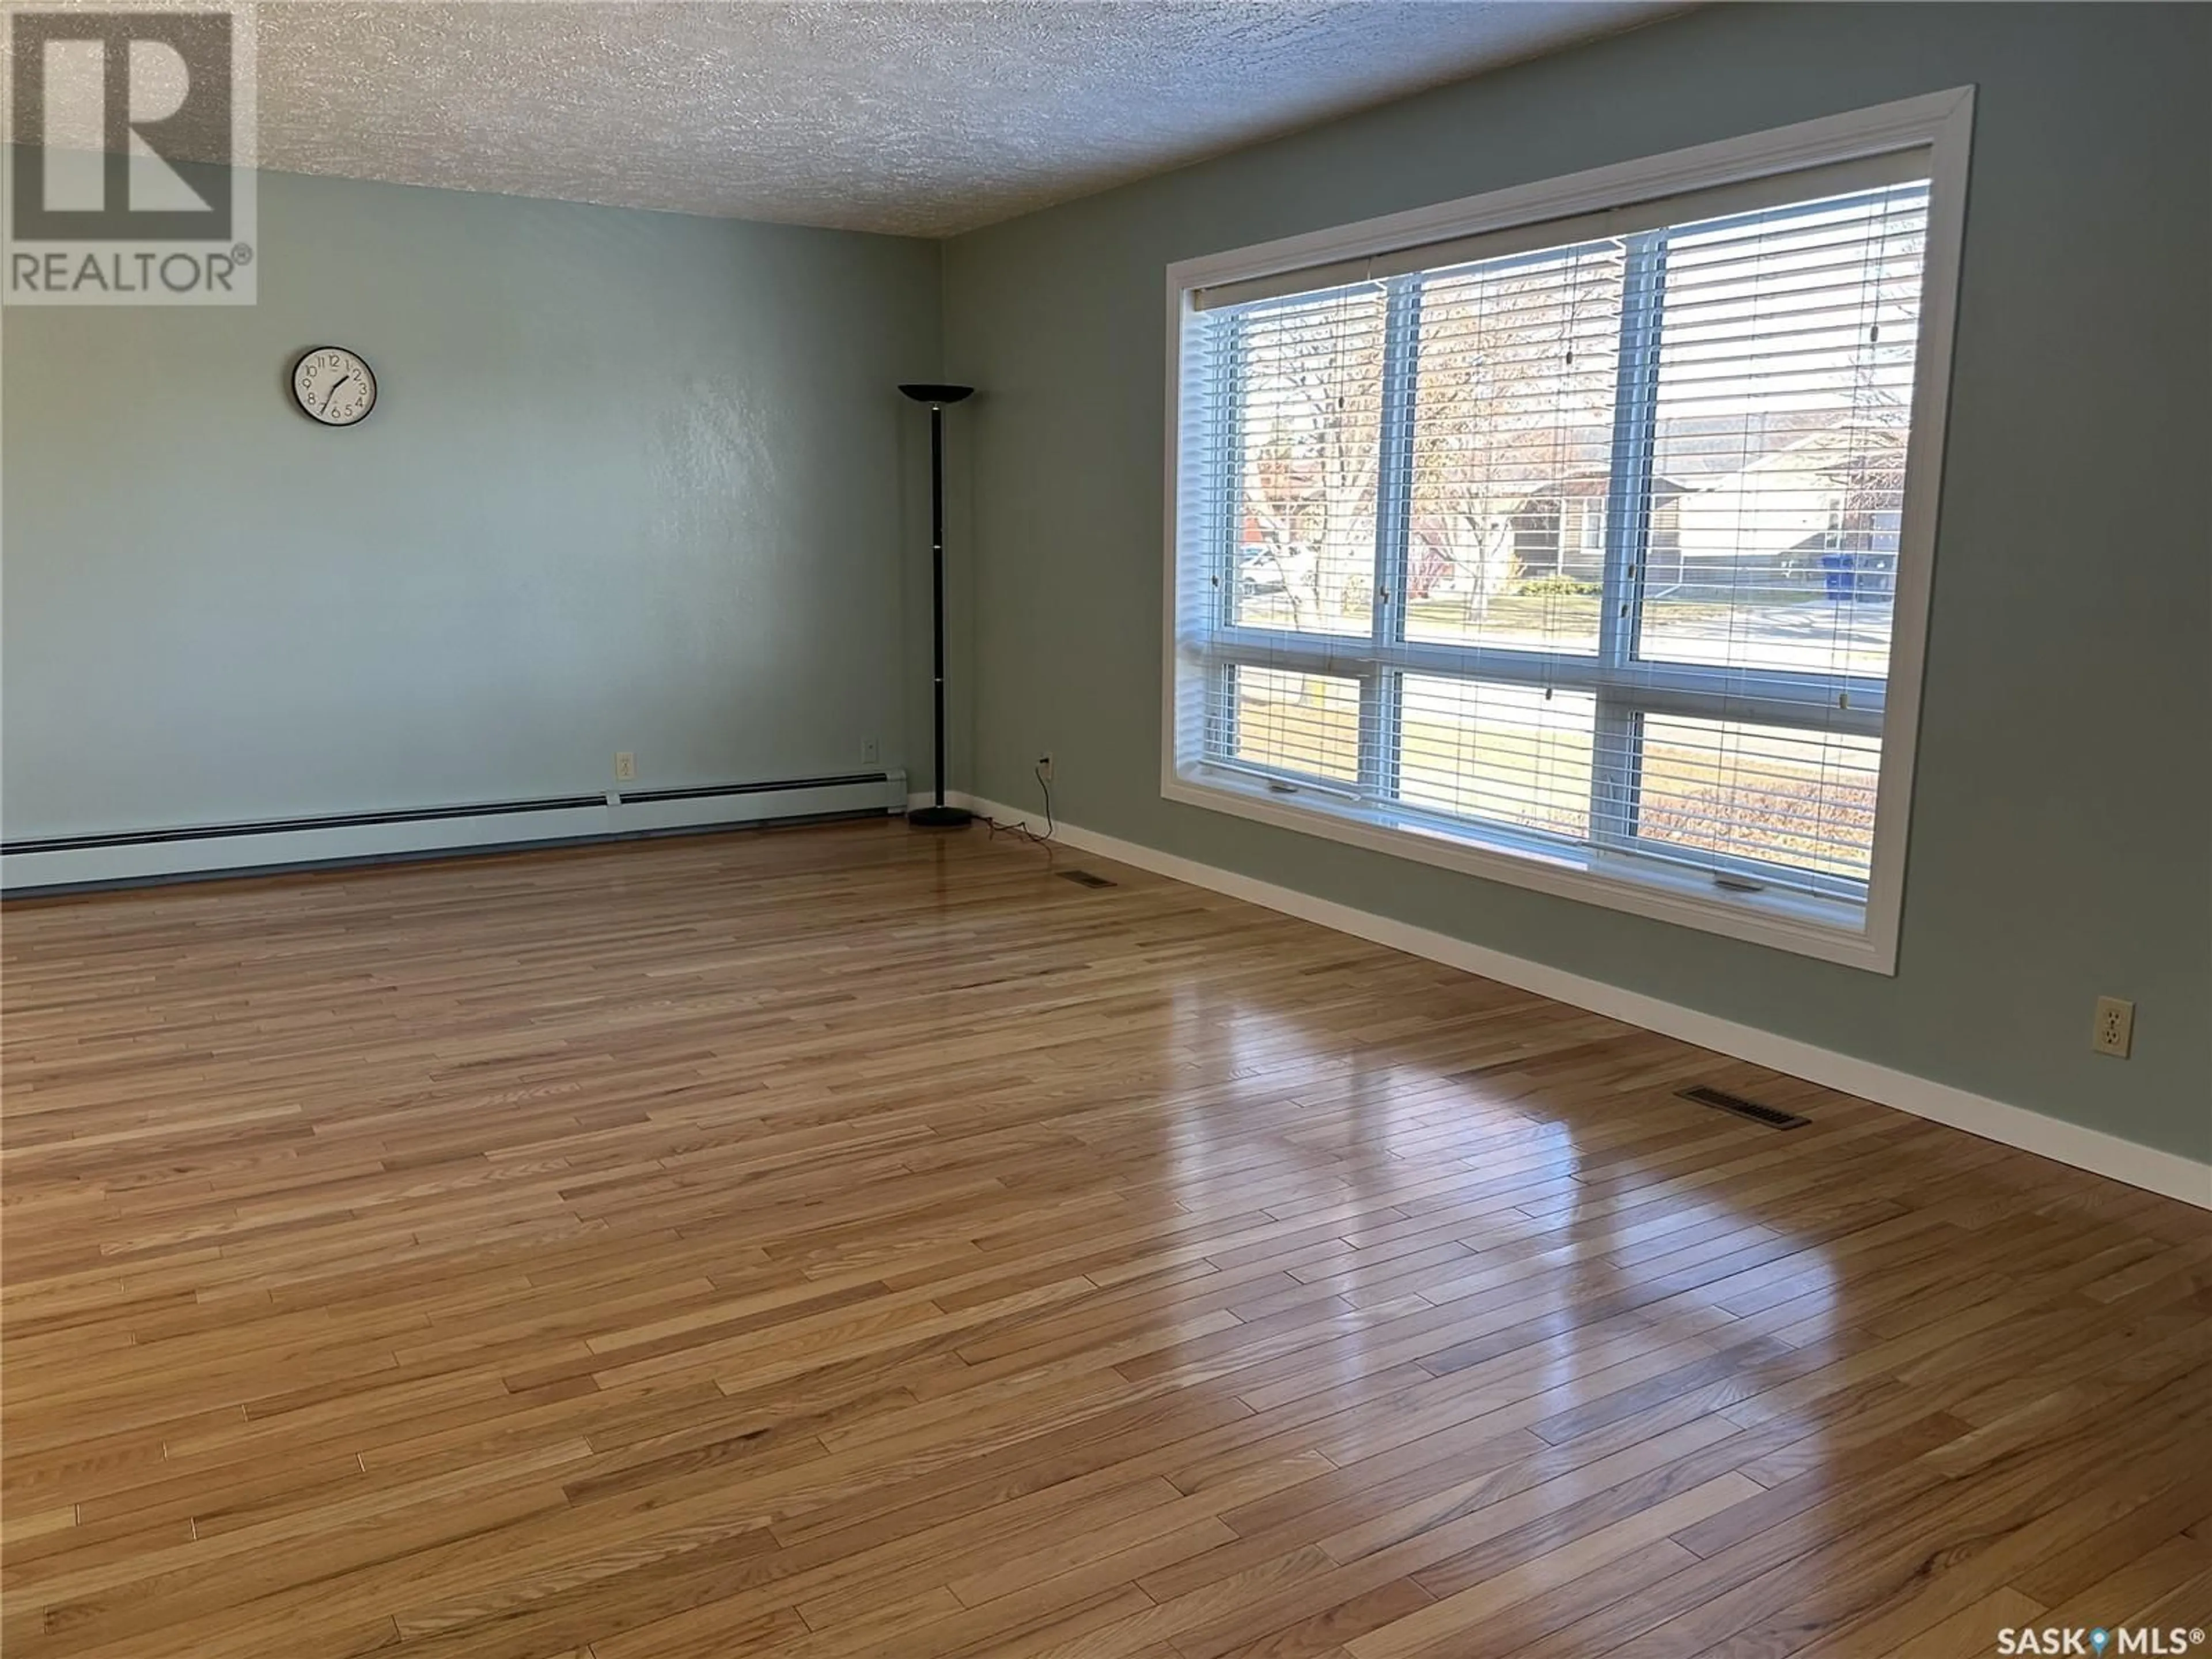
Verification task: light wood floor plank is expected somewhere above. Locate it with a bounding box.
[5,820,2207,1659]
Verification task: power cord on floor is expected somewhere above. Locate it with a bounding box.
[981,763,1057,850]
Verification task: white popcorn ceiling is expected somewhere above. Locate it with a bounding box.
[27,1,1682,236]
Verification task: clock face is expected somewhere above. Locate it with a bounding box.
[293,347,377,427]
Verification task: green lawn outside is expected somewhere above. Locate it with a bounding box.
[1236,591,1784,638]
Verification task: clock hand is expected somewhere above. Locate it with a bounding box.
[320,376,352,414]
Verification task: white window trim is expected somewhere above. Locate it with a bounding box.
[1158,89,1975,975]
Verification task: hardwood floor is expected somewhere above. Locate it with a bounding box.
[3,819,2209,1659]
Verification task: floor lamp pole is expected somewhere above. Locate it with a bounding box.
[900,384,975,828]
[929,402,948,808]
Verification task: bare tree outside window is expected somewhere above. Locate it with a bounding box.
[1232,290,1383,636]
[1406,244,1623,650]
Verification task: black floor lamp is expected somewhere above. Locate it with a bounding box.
[900,383,975,828]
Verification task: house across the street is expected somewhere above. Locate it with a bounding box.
[1505,412,1905,599]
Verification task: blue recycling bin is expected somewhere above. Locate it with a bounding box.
[1820,550,1855,600]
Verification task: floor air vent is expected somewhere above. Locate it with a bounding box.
[1056,869,1116,889]
[1678,1085,1809,1130]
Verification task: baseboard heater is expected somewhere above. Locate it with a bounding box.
[1,770,908,892]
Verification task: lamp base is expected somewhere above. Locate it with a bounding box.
[908,805,974,829]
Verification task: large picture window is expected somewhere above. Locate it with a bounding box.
[1165,93,1971,969]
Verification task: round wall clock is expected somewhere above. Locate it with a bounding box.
[292,346,377,427]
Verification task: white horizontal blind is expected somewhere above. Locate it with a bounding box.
[1175,164,1934,909]
[1218,283,1385,646]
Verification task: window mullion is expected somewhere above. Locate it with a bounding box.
[1590,230,1668,847]
[1363,274,1422,803]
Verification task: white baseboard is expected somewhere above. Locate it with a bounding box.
[3,772,908,892]
[952,792,2211,1211]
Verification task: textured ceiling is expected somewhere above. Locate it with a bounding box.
[22,1,1683,237]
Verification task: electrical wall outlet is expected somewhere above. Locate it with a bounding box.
[1035,752,1054,782]
[862,736,880,766]
[2092,996,2134,1058]
[613,752,636,783]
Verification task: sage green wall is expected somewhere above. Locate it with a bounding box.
[942,3,2212,1163]
[2,161,945,838]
